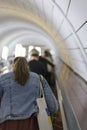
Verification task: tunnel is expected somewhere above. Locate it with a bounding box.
[0,0,87,130]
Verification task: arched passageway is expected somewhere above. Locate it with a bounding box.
[0,1,87,130]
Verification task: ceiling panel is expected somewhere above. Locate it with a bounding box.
[52,6,64,31]
[59,19,73,39]
[77,23,87,48]
[67,0,87,30]
[55,0,70,14]
[63,35,79,49]
[42,0,53,23]
[68,49,86,62]
[33,0,45,18]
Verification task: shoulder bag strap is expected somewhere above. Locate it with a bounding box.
[39,75,44,98]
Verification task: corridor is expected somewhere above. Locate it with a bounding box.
[0,0,87,130]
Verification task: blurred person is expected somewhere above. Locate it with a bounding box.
[44,50,54,72]
[43,50,55,86]
[28,48,46,78]
[0,57,58,130]
[39,55,55,85]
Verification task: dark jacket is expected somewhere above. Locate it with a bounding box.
[28,60,46,78]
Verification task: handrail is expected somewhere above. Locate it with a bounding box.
[55,74,68,130]
[55,72,81,130]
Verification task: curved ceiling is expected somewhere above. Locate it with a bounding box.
[0,0,87,81]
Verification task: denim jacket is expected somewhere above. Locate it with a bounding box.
[0,71,58,123]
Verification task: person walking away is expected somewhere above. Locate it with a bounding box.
[28,48,47,78]
[44,50,55,86]
[0,57,58,130]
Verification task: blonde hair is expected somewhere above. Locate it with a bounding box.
[13,57,29,85]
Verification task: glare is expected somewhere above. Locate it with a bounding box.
[22,47,26,57]
[2,46,8,60]
[35,47,41,55]
[15,44,23,57]
[28,46,34,53]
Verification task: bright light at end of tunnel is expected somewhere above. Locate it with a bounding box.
[22,47,26,57]
[35,47,41,55]
[15,44,26,57]
[2,46,8,60]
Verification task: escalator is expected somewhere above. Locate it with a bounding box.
[49,73,63,130]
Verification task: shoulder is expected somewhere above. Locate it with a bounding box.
[0,71,13,77]
[29,72,39,79]
[0,71,14,82]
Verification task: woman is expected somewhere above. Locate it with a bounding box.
[0,57,58,130]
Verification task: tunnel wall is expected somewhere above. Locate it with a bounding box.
[56,59,87,130]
